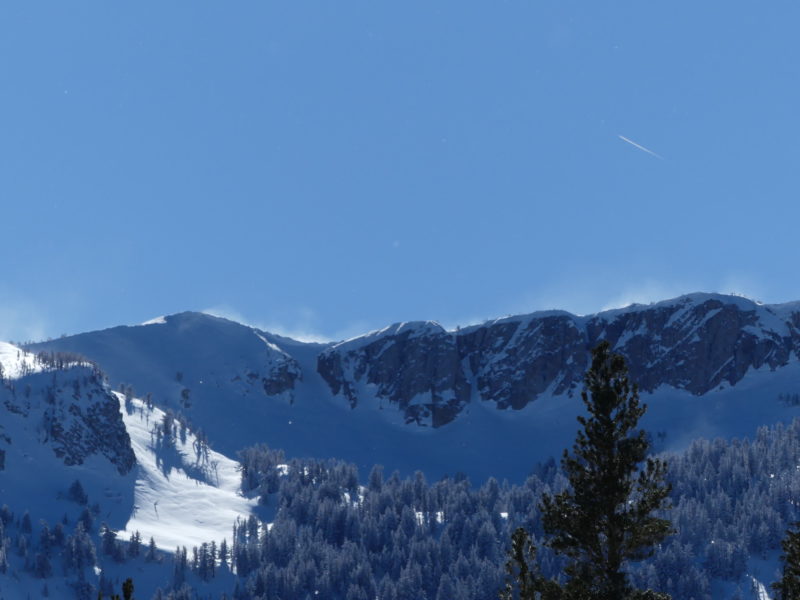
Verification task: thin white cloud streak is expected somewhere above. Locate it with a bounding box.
[618,135,663,159]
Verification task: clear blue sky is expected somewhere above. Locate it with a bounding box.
[2,2,799,342]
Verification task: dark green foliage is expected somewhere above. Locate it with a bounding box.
[538,341,673,599]
[500,528,543,600]
[122,577,134,600]
[774,522,800,599]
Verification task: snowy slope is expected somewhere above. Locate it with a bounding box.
[0,341,41,379]
[0,344,258,599]
[0,342,254,551]
[116,393,257,552]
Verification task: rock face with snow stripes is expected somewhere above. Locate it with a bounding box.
[586,296,793,394]
[457,312,586,411]
[317,322,471,427]
[316,294,800,425]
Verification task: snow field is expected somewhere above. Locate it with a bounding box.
[115,394,257,552]
[0,341,41,379]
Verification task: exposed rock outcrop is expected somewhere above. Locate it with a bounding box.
[318,322,470,426]
[1,365,136,474]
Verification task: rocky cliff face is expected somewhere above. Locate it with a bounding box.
[0,361,136,475]
[251,334,302,398]
[317,322,470,426]
[317,294,800,426]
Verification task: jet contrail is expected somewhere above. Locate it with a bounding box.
[618,134,663,159]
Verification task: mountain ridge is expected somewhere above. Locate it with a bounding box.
[23,292,800,482]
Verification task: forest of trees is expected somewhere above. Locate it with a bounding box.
[3,416,800,598]
[222,417,800,600]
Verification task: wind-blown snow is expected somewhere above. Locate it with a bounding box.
[117,394,257,551]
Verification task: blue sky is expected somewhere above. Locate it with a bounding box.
[2,2,799,342]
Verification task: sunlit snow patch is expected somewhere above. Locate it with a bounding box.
[140,316,167,325]
[116,394,257,552]
[750,576,772,600]
[0,341,42,379]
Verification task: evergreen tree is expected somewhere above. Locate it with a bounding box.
[538,341,673,599]
[145,536,159,562]
[39,520,52,556]
[34,551,52,578]
[500,528,540,600]
[122,577,134,600]
[773,522,800,599]
[128,531,141,558]
[68,479,89,505]
[219,538,229,570]
[21,510,32,533]
[101,524,118,556]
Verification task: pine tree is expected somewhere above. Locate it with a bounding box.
[128,531,141,558]
[219,538,229,570]
[537,341,673,599]
[21,511,32,533]
[68,479,88,505]
[773,522,800,599]
[34,551,52,578]
[146,536,157,561]
[500,528,539,600]
[122,577,134,600]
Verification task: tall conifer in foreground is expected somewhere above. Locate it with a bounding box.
[535,340,673,599]
[773,522,800,599]
[500,528,540,600]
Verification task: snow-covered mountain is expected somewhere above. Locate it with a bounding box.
[0,343,257,598]
[4,294,800,599]
[27,293,800,483]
